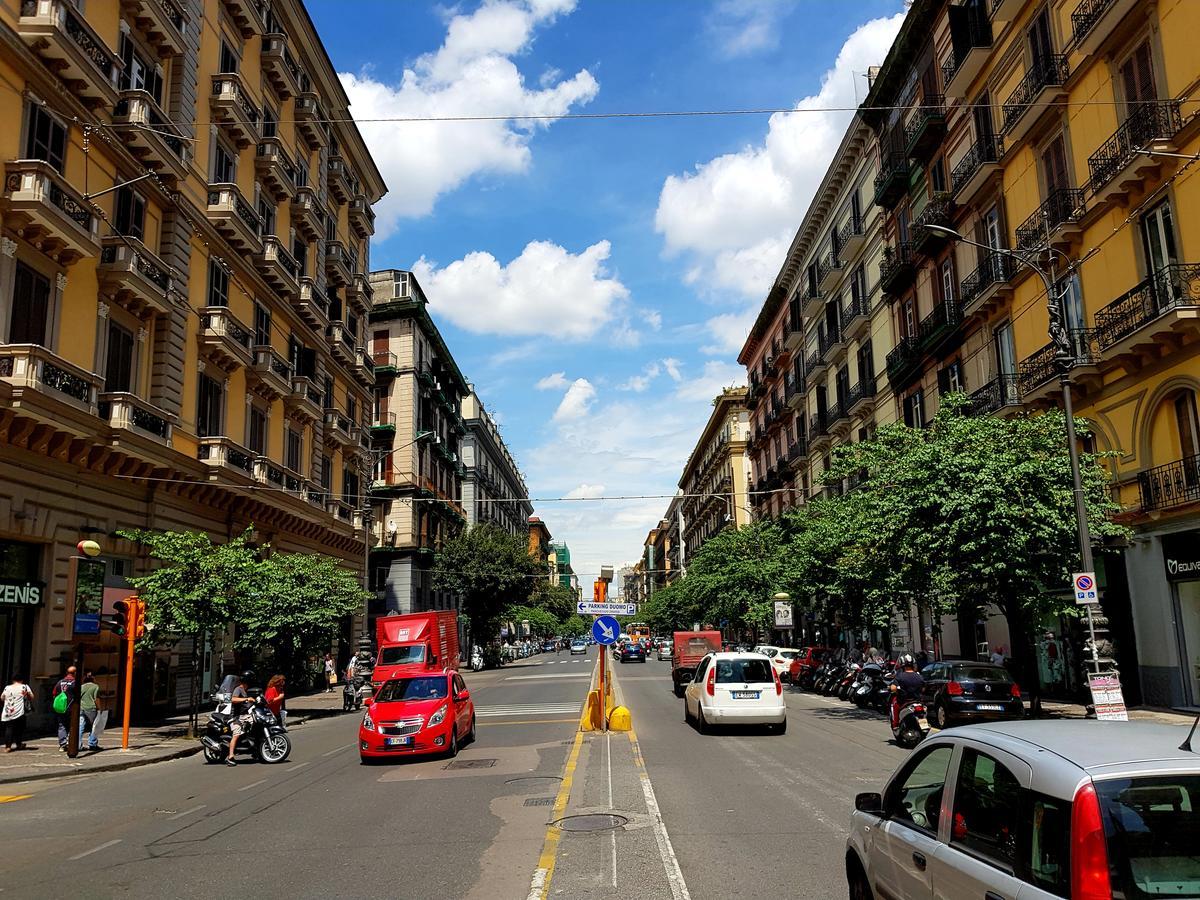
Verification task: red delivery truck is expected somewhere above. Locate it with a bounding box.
[671,630,722,697]
[374,611,459,685]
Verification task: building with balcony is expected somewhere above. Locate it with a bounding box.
[855,0,1200,707]
[738,116,892,520]
[460,389,532,538]
[0,0,385,721]
[366,269,467,624]
[528,516,554,578]
[677,388,752,560]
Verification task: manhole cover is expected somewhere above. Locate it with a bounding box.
[553,813,628,832]
[505,775,562,787]
[445,758,497,770]
[523,797,556,807]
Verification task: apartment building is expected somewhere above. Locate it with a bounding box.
[739,117,891,519]
[863,0,1200,706]
[0,0,384,714]
[460,390,532,538]
[367,269,466,623]
[528,515,553,577]
[677,387,753,560]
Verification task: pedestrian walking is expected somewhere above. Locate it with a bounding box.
[324,653,335,693]
[79,671,104,751]
[264,674,286,725]
[51,666,77,751]
[2,675,34,752]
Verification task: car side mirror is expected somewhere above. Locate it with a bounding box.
[855,792,884,816]
[363,697,374,707]
[455,690,470,702]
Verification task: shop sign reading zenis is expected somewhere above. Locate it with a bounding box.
[0,578,45,606]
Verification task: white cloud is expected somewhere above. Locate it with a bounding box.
[565,483,606,500]
[700,306,759,356]
[655,11,906,298]
[662,358,683,382]
[673,360,748,402]
[340,0,598,237]
[705,0,798,59]
[536,371,569,391]
[553,378,597,421]
[413,240,631,340]
[618,362,660,393]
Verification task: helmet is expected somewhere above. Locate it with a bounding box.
[897,653,915,669]
[240,670,256,684]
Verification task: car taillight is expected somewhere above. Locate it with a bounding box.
[1071,782,1112,900]
[773,669,782,696]
[706,667,716,697]
[1010,682,1021,698]
[947,680,963,695]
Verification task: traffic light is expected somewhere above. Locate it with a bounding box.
[105,598,132,636]
[132,599,146,639]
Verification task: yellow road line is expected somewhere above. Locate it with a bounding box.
[526,723,584,900]
[0,795,31,803]
[477,718,578,725]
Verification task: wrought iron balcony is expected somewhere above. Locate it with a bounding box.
[97,392,175,444]
[885,337,921,387]
[1015,188,1085,252]
[289,185,323,241]
[327,321,357,364]
[326,155,352,204]
[838,215,866,257]
[912,194,955,256]
[199,307,253,370]
[210,72,261,147]
[845,379,878,415]
[917,300,962,356]
[1001,55,1069,143]
[941,15,992,98]
[349,195,376,239]
[817,251,844,293]
[254,235,300,296]
[261,32,301,99]
[222,0,267,37]
[295,277,329,330]
[0,343,101,412]
[1017,329,1099,397]
[967,373,1021,416]
[198,436,255,479]
[250,345,292,400]
[880,243,916,296]
[1087,101,1183,197]
[904,95,946,162]
[1093,263,1200,353]
[873,153,910,209]
[959,252,1015,315]
[3,159,99,264]
[820,321,845,363]
[1139,453,1200,512]
[951,135,1002,201]
[18,0,121,108]
[285,376,323,422]
[294,91,327,149]
[112,90,189,181]
[323,408,355,447]
[805,347,827,381]
[97,237,172,315]
[1071,0,1138,58]
[206,183,262,250]
[325,240,352,287]
[255,137,298,201]
[127,0,187,56]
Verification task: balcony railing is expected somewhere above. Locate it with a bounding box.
[113,90,188,175]
[904,95,946,160]
[1093,263,1200,350]
[0,343,101,410]
[18,0,121,105]
[845,379,877,412]
[1070,0,1123,46]
[912,194,955,254]
[1087,101,1183,193]
[838,215,864,250]
[1001,54,1069,136]
[819,322,844,361]
[885,337,921,384]
[98,392,174,441]
[917,300,962,353]
[210,72,261,146]
[880,243,916,295]
[951,135,1003,197]
[1139,453,1200,511]
[198,436,255,475]
[1015,188,1085,251]
[967,373,1021,415]
[960,252,1015,311]
[4,159,99,261]
[941,17,992,88]
[873,153,910,208]
[1018,329,1099,395]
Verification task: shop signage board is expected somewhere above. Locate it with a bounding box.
[1088,673,1128,721]
[1072,572,1099,605]
[0,577,44,607]
[1163,530,1200,582]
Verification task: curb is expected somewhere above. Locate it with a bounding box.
[0,743,202,786]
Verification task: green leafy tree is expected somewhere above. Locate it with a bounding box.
[433,524,539,643]
[118,527,262,734]
[529,581,578,622]
[559,614,590,637]
[239,552,368,687]
[504,605,559,638]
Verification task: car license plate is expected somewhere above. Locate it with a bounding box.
[386,736,412,746]
[732,691,760,700]
[976,704,1005,712]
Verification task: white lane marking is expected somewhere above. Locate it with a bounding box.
[322,743,353,757]
[505,674,591,681]
[475,703,580,717]
[607,732,617,888]
[631,735,691,900]
[237,778,267,792]
[167,804,205,821]
[69,839,121,861]
[285,762,308,772]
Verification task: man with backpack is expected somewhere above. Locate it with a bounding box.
[51,666,77,751]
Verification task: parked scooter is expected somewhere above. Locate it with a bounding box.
[201,694,291,764]
[889,693,930,749]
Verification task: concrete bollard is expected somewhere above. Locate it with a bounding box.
[608,705,631,732]
[579,689,603,731]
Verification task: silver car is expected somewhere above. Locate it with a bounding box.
[846,720,1200,899]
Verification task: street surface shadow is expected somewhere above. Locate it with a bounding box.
[808,704,887,723]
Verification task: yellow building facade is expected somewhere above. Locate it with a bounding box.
[0,0,384,717]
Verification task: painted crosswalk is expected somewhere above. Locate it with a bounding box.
[474,703,581,718]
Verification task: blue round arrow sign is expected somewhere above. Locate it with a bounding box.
[592,615,620,645]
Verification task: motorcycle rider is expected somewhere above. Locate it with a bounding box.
[225,671,254,766]
[889,654,924,731]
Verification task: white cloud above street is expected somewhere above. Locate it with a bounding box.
[535,371,569,391]
[340,0,598,237]
[704,0,799,59]
[552,378,597,421]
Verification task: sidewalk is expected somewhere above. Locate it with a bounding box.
[0,687,350,786]
[1037,699,1198,726]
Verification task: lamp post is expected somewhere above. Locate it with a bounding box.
[359,429,437,641]
[925,224,1102,680]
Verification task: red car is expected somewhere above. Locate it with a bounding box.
[359,671,475,762]
[787,647,830,685]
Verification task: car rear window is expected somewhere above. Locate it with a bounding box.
[953,665,1013,682]
[780,650,799,660]
[715,658,772,683]
[1096,775,1200,898]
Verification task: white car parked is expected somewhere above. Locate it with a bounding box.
[683,652,786,734]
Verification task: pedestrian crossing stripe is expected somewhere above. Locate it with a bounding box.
[475,703,581,717]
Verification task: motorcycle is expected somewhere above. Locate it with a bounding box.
[201,695,291,765]
[343,674,373,711]
[890,693,930,749]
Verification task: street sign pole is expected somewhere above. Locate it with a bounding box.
[599,638,606,734]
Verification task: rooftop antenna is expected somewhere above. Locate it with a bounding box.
[1180,713,1200,752]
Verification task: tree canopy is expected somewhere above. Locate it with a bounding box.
[432,524,539,637]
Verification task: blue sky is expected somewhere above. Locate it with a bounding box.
[308,0,907,579]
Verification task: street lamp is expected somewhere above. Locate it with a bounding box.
[925,223,1101,677]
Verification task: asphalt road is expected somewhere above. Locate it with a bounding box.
[0,649,594,900]
[613,653,910,900]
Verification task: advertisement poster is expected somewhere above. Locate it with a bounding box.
[1088,674,1128,721]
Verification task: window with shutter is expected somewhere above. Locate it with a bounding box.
[207,259,229,307]
[254,304,271,346]
[1120,41,1157,115]
[10,262,51,345]
[105,321,135,393]
[25,104,67,173]
[115,187,145,240]
[248,405,266,454]
[1042,135,1070,195]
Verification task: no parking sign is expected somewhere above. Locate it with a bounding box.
[1072,572,1099,605]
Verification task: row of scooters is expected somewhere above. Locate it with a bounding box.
[794,655,930,748]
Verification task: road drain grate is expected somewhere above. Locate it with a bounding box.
[505,775,562,787]
[445,758,497,770]
[523,797,556,807]
[552,813,629,832]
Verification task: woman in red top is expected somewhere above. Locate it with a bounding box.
[264,675,286,721]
